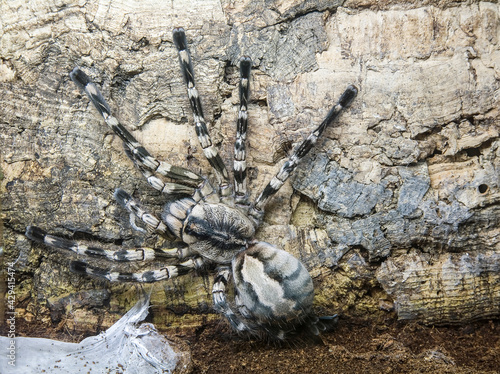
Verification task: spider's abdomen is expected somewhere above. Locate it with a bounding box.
[232,242,314,327]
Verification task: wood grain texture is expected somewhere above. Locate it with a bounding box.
[1,0,499,335]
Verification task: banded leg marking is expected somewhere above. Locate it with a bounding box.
[126,157,218,204]
[114,188,169,236]
[233,57,252,205]
[70,257,204,283]
[122,147,202,199]
[173,28,231,191]
[70,67,204,189]
[252,85,358,215]
[212,267,256,334]
[25,225,189,262]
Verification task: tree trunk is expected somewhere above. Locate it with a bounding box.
[1,0,499,340]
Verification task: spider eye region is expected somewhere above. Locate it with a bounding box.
[165,201,255,256]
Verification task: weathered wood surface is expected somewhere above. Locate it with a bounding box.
[1,0,499,337]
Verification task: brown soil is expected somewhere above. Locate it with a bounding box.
[4,318,499,374]
[183,319,500,374]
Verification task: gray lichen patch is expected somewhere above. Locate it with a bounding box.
[293,153,392,218]
[396,163,430,216]
[293,144,495,267]
[228,12,329,81]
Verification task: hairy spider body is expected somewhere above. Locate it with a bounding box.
[26,27,357,340]
[163,198,254,257]
[233,242,314,321]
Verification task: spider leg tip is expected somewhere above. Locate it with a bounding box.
[70,260,88,274]
[239,56,252,77]
[113,188,131,205]
[239,55,252,65]
[69,66,81,75]
[172,27,187,50]
[340,85,358,108]
[69,67,90,88]
[348,84,358,95]
[25,225,46,242]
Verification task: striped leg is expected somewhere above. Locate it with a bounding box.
[212,267,257,335]
[25,225,194,262]
[250,85,358,219]
[122,147,215,201]
[69,67,207,192]
[173,28,231,195]
[233,57,252,205]
[113,188,170,236]
[70,257,203,283]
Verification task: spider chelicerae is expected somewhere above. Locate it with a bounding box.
[26,27,357,340]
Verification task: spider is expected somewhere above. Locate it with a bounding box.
[26,27,357,340]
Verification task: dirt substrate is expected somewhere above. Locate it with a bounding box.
[3,318,499,373]
[185,319,500,374]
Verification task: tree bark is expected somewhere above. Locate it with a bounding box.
[1,0,499,335]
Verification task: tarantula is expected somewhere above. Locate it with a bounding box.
[26,28,357,340]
